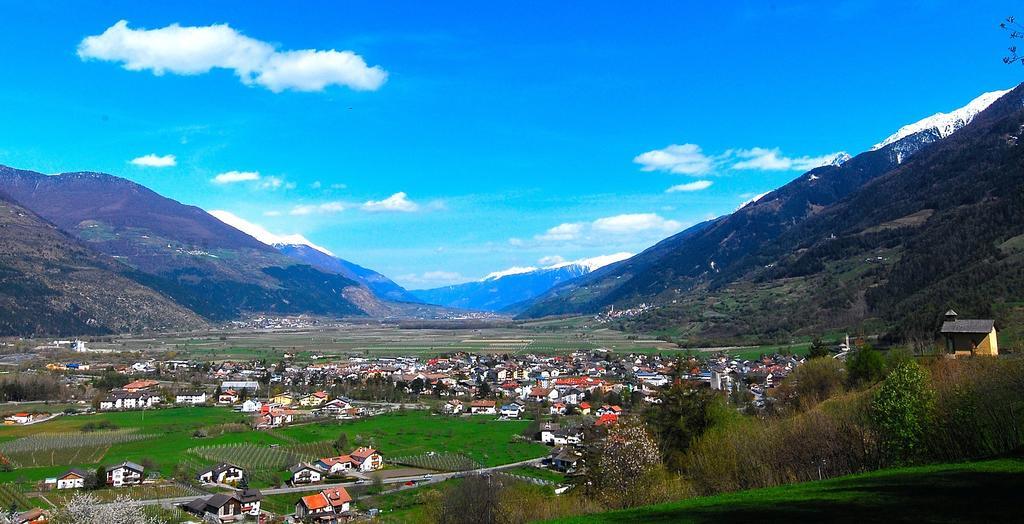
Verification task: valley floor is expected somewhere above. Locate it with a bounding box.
[549,457,1024,523]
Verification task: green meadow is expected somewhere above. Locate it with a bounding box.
[550,457,1024,523]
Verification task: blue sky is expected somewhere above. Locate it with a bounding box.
[0,1,1020,288]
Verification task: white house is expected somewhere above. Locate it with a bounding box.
[175,391,208,405]
[470,400,497,415]
[239,399,263,413]
[106,461,144,487]
[56,469,88,489]
[500,402,524,419]
[443,399,464,415]
[196,463,245,485]
[289,463,323,485]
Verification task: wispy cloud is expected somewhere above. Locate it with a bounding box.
[635,143,848,175]
[731,148,849,171]
[592,213,682,235]
[78,20,387,93]
[129,153,176,168]
[362,192,419,212]
[290,201,345,216]
[527,213,683,248]
[212,170,260,184]
[666,180,713,193]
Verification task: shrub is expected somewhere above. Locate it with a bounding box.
[871,360,935,466]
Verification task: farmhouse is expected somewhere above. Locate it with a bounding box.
[295,486,353,522]
[3,413,35,425]
[443,399,464,414]
[300,390,330,406]
[500,402,524,419]
[941,310,999,356]
[218,389,240,404]
[549,447,583,473]
[289,463,323,485]
[316,455,355,475]
[175,391,208,405]
[470,400,497,415]
[196,463,245,485]
[106,461,144,487]
[271,392,296,406]
[55,469,89,489]
[237,488,263,516]
[183,492,243,523]
[349,447,383,471]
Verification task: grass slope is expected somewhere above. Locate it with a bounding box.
[551,458,1024,523]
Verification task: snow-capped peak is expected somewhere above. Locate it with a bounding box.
[546,252,633,272]
[208,209,336,256]
[871,88,1011,151]
[480,252,633,281]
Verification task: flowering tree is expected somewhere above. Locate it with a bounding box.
[584,418,664,509]
[50,493,165,524]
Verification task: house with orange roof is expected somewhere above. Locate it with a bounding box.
[300,390,330,407]
[122,379,159,392]
[295,486,353,522]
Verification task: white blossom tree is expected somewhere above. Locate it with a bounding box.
[50,493,165,524]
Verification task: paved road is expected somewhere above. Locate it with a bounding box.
[119,457,546,507]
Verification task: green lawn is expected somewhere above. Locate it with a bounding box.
[275,411,548,467]
[550,458,1024,523]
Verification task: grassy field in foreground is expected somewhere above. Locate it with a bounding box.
[550,457,1024,523]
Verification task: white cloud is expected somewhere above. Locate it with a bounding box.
[634,142,849,176]
[78,20,387,93]
[212,170,260,184]
[666,180,713,193]
[535,222,584,242]
[592,213,682,235]
[290,201,345,216]
[538,255,566,265]
[731,148,849,171]
[129,153,176,167]
[208,209,334,255]
[362,192,419,212]
[634,143,714,175]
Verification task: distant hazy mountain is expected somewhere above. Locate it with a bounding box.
[0,191,205,335]
[413,253,632,312]
[518,85,1023,343]
[275,243,420,303]
[0,167,366,321]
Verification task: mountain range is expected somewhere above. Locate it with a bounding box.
[517,86,1024,345]
[411,253,631,312]
[0,166,373,327]
[0,85,1020,340]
